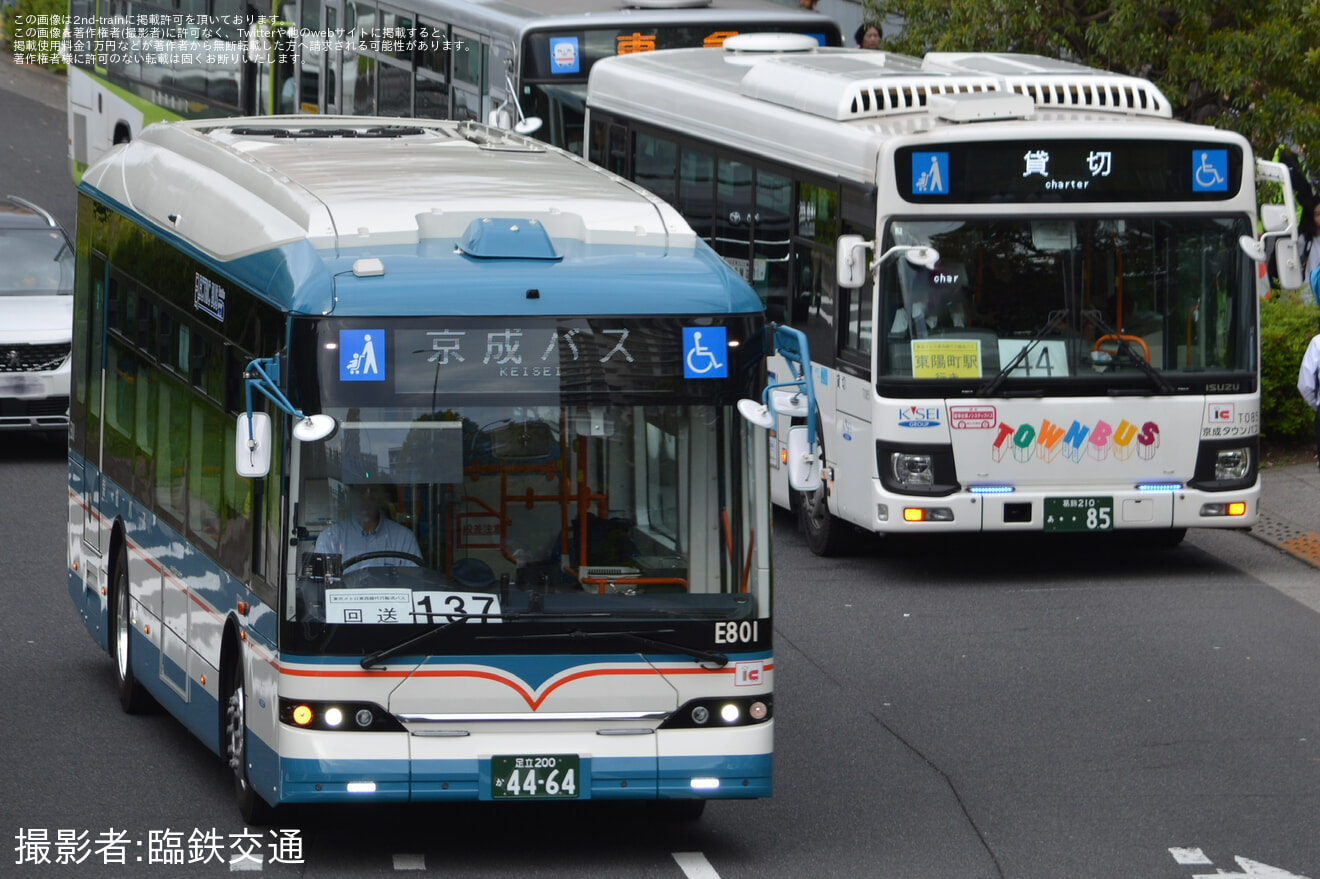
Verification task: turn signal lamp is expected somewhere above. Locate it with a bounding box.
[903,507,954,523]
[1201,501,1248,517]
[292,705,313,726]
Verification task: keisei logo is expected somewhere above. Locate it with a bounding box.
[898,406,941,428]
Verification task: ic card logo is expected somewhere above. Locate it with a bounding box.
[1208,403,1234,423]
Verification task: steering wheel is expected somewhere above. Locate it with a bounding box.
[342,550,424,570]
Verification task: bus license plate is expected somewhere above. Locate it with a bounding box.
[491,755,580,799]
[1044,496,1114,532]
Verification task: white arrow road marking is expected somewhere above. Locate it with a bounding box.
[1171,848,1214,865]
[673,851,721,879]
[1191,855,1312,878]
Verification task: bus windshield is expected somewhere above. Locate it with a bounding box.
[877,216,1256,386]
[285,318,766,655]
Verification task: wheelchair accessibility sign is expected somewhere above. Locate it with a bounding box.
[1192,149,1228,192]
[682,327,728,379]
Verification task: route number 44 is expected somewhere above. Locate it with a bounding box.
[998,340,1069,378]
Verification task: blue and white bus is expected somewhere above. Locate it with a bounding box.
[67,116,817,821]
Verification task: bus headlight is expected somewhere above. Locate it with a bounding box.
[660,696,773,729]
[279,699,404,732]
[1215,447,1250,480]
[891,452,933,486]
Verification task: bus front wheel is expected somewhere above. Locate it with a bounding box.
[225,659,276,824]
[113,545,153,714]
[796,429,850,556]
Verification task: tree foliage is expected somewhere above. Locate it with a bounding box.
[866,0,1320,166]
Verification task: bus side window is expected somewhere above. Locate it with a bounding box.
[755,167,791,317]
[634,129,677,204]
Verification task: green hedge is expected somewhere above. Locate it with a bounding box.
[2,0,68,73]
[1261,292,1319,441]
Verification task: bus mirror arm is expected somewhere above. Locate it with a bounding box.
[737,324,822,491]
[489,73,543,136]
[836,237,940,288]
[240,355,337,453]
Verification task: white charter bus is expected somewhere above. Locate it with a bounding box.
[68,115,818,820]
[586,39,1306,554]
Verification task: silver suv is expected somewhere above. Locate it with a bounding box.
[0,196,74,436]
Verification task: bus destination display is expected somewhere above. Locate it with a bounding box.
[897,140,1244,203]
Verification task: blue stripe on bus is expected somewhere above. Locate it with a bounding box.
[77,187,762,318]
[124,621,225,756]
[270,753,770,804]
[69,451,281,648]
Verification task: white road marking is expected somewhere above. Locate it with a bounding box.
[1172,849,1312,879]
[1171,848,1214,865]
[1194,857,1313,879]
[393,853,426,870]
[673,851,720,879]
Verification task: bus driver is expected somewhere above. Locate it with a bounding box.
[315,484,422,570]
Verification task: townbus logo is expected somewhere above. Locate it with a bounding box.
[992,417,1160,463]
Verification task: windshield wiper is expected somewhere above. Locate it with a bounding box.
[1080,309,1175,394]
[360,610,626,669]
[980,309,1068,395]
[360,614,481,669]
[485,628,729,668]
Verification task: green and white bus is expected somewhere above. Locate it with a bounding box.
[65,0,841,177]
[68,115,818,820]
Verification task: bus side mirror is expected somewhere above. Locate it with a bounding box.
[785,425,821,492]
[1261,204,1292,233]
[836,234,870,288]
[1273,238,1305,290]
[236,412,272,478]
